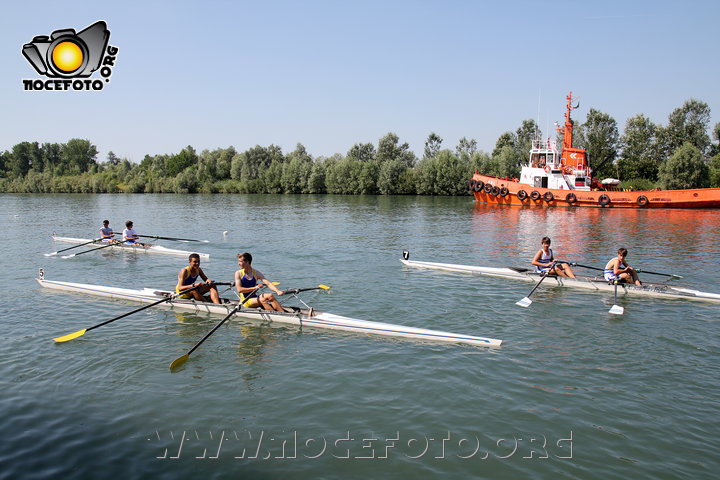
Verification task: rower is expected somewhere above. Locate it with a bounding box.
[531,237,576,277]
[176,253,221,304]
[234,252,286,311]
[99,220,116,243]
[122,220,150,247]
[604,247,642,285]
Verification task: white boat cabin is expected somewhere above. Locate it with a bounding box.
[518,138,591,191]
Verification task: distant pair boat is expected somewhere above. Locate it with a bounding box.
[48,234,210,259]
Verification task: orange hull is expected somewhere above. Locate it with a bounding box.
[470,173,720,209]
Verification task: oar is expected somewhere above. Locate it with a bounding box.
[168,305,239,370]
[53,282,230,343]
[635,269,682,280]
[283,285,331,295]
[557,261,682,280]
[169,284,265,370]
[61,240,125,259]
[556,261,603,272]
[516,263,556,307]
[120,234,209,243]
[45,237,105,256]
[608,281,624,315]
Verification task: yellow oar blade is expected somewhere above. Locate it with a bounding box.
[318,284,331,290]
[169,354,189,370]
[53,329,87,343]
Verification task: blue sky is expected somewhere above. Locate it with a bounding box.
[2,0,719,163]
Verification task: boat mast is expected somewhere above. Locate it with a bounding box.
[557,91,578,151]
[555,91,588,172]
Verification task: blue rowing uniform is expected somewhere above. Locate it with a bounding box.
[238,268,258,302]
[176,267,199,297]
[536,248,554,273]
[605,257,626,281]
[604,266,620,281]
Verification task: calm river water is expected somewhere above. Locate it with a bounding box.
[1,194,719,479]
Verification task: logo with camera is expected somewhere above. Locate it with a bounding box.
[22,20,118,91]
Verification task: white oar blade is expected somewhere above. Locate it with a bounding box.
[516,297,532,308]
[60,254,76,259]
[44,252,58,257]
[609,305,624,315]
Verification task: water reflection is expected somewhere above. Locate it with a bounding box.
[169,311,281,384]
[172,312,199,325]
[98,249,141,266]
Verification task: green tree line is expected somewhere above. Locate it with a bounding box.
[573,99,720,190]
[2,99,719,194]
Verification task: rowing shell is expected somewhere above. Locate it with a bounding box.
[52,236,209,259]
[400,257,720,303]
[36,276,502,347]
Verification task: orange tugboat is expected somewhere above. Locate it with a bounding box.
[469,92,720,208]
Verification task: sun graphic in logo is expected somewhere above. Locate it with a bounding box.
[51,41,84,73]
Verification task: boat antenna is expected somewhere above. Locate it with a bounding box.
[537,88,541,133]
[546,118,550,142]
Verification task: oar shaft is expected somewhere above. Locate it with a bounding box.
[84,285,199,331]
[50,237,104,254]
[526,270,550,296]
[608,281,624,315]
[636,269,681,278]
[516,263,556,307]
[284,285,331,294]
[53,282,229,342]
[556,261,603,272]
[558,260,681,279]
[186,306,240,357]
[62,240,122,258]
[130,234,207,242]
[170,284,263,368]
[614,281,618,304]
[87,295,171,332]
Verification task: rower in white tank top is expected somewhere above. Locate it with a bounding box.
[531,237,576,278]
